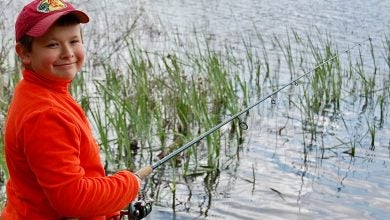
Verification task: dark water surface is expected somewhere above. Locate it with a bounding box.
[3,0,390,219]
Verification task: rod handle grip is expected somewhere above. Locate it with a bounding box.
[135,165,153,180]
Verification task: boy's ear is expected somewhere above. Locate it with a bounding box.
[15,43,31,66]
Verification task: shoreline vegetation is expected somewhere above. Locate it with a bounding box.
[0,1,389,215]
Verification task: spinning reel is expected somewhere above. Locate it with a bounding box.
[119,194,153,220]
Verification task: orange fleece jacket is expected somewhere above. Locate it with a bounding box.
[1,69,139,219]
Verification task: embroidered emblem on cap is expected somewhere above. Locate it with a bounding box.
[37,0,67,13]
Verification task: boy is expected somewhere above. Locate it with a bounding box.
[1,0,147,219]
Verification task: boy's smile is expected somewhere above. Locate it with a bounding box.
[21,24,85,81]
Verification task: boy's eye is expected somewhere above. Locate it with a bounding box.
[47,43,58,48]
[71,39,81,44]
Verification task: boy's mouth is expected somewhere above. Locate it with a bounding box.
[54,62,77,67]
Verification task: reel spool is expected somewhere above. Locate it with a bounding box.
[120,195,153,220]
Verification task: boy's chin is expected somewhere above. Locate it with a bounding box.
[53,70,79,80]
[59,74,77,81]
[45,71,78,81]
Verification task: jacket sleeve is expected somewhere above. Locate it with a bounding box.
[20,108,140,217]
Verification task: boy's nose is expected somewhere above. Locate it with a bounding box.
[61,44,74,58]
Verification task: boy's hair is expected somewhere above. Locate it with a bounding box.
[19,14,82,52]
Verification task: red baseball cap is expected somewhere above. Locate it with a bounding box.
[15,0,89,42]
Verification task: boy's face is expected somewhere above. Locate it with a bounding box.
[21,23,85,81]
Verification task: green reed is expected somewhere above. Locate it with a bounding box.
[386,35,390,69]
[275,31,296,78]
[91,50,156,170]
[294,35,336,143]
[366,115,376,148]
[307,35,342,113]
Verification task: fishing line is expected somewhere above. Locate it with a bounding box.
[137,37,371,172]
[128,37,372,220]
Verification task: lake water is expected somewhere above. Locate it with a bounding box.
[2,0,390,219]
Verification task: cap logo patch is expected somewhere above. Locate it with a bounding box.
[37,0,67,13]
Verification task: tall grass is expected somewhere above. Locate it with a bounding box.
[84,38,245,175]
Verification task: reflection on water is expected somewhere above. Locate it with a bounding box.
[2,0,390,219]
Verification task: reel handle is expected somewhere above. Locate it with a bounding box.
[135,165,153,180]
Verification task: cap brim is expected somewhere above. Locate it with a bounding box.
[26,10,89,38]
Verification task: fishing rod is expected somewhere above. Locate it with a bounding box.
[136,37,370,176]
[121,37,370,220]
